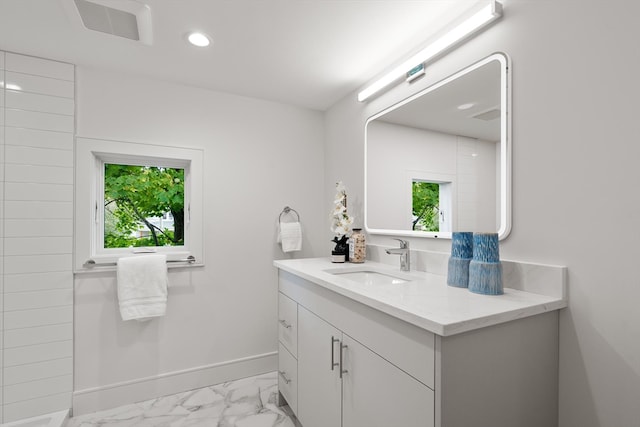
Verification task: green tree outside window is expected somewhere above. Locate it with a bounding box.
[412,181,440,232]
[104,164,185,248]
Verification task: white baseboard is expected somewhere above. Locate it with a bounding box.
[72,351,277,416]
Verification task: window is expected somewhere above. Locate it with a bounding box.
[103,164,185,248]
[411,179,453,233]
[75,137,203,270]
[412,181,440,232]
[406,171,454,236]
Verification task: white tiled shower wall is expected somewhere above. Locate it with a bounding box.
[0,51,74,423]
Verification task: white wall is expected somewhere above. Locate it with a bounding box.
[324,0,640,426]
[0,52,74,423]
[73,67,325,413]
[367,121,496,232]
[367,121,457,231]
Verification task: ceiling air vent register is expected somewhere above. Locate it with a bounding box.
[471,108,501,121]
[66,0,153,45]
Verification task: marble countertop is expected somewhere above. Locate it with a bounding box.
[274,257,567,336]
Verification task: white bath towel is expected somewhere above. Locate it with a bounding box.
[280,222,302,252]
[117,254,168,321]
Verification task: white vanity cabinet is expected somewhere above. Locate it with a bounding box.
[297,306,434,427]
[276,260,563,427]
[279,270,435,427]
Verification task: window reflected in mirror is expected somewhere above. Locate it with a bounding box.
[412,180,453,233]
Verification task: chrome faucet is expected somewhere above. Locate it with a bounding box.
[385,239,410,271]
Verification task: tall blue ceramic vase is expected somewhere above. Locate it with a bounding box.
[447,232,474,288]
[468,232,503,295]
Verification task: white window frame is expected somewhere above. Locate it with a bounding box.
[75,137,204,271]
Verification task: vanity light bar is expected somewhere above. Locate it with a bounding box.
[357,0,502,102]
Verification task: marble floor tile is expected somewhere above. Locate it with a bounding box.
[66,372,296,427]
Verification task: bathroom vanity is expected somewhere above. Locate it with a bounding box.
[274,257,566,427]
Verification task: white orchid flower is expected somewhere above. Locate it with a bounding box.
[341,216,354,227]
[330,180,355,237]
[332,204,346,216]
[334,225,347,235]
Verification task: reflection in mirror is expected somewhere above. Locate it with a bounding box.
[365,53,511,239]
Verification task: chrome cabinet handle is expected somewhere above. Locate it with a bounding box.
[340,343,348,378]
[278,319,291,329]
[331,336,340,371]
[278,370,292,385]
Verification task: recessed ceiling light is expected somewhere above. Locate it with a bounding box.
[5,83,22,91]
[187,32,211,47]
[457,103,475,110]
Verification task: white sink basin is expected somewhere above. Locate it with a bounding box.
[330,270,408,285]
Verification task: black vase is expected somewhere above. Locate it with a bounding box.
[331,235,349,263]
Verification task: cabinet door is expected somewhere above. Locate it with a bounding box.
[342,334,435,427]
[297,306,342,427]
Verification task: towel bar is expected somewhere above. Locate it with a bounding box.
[84,255,196,268]
[279,206,300,223]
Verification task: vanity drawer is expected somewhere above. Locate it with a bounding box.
[278,342,298,415]
[278,292,298,357]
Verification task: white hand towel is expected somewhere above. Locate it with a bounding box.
[117,254,168,321]
[280,222,302,253]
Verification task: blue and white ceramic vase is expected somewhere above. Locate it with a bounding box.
[468,232,503,295]
[447,232,474,288]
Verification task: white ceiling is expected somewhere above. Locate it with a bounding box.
[0,0,480,111]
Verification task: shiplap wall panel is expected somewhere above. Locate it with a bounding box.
[5,109,74,133]
[4,237,73,256]
[1,49,5,424]
[4,145,74,167]
[3,272,73,293]
[4,127,73,150]
[3,393,72,423]
[3,375,73,404]
[3,254,73,275]
[3,323,72,349]
[4,306,72,329]
[6,90,74,116]
[4,219,73,238]
[3,341,72,367]
[1,51,74,422]
[4,164,73,185]
[5,52,74,81]
[4,72,73,99]
[4,358,73,386]
[3,288,73,312]
[4,182,74,202]
[4,201,73,219]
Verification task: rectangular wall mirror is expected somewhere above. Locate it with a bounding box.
[365,52,511,239]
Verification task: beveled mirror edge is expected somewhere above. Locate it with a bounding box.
[364,52,512,240]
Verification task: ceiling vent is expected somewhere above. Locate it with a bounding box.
[471,108,501,121]
[63,0,153,45]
